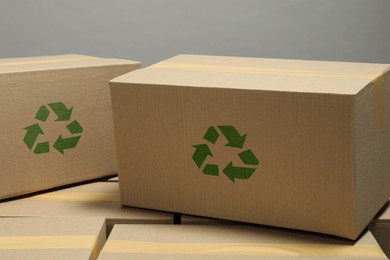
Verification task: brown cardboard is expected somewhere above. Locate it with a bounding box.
[0,54,140,200]
[98,224,386,259]
[0,182,173,227]
[0,216,106,260]
[110,54,390,239]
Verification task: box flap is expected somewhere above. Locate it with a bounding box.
[111,54,390,95]
[0,54,140,74]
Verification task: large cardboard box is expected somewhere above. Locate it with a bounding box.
[0,182,173,230]
[0,54,140,199]
[98,224,386,259]
[110,54,390,239]
[0,217,106,260]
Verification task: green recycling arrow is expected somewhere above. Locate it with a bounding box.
[67,120,83,134]
[35,105,50,122]
[192,125,260,183]
[217,125,247,148]
[203,126,219,144]
[223,162,256,183]
[34,142,50,154]
[192,144,213,168]
[53,135,81,154]
[48,102,73,121]
[238,149,259,165]
[202,164,219,176]
[23,102,82,155]
[23,123,44,150]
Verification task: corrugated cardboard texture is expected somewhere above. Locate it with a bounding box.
[0,216,106,260]
[354,70,390,234]
[110,55,390,239]
[0,54,140,199]
[0,182,173,224]
[98,224,386,259]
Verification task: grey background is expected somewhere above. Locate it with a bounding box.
[0,0,389,66]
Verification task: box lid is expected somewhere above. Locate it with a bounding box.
[0,54,140,74]
[110,54,389,95]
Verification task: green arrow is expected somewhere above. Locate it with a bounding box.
[223,162,256,183]
[203,126,219,144]
[48,102,73,121]
[34,142,50,154]
[202,164,219,176]
[53,135,81,154]
[23,123,44,150]
[35,105,50,122]
[217,125,247,148]
[192,144,213,168]
[67,120,83,134]
[239,149,259,165]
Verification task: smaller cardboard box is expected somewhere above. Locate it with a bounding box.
[0,216,106,260]
[98,224,386,259]
[0,54,140,200]
[0,182,173,229]
[110,54,390,239]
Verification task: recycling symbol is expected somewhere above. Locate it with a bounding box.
[192,125,259,183]
[23,102,83,155]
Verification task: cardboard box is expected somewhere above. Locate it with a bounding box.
[0,182,173,229]
[0,54,140,200]
[110,54,390,239]
[98,224,386,259]
[0,216,106,260]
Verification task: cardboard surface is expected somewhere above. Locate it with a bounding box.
[0,182,173,225]
[110,54,390,239]
[0,216,106,260]
[98,224,386,259]
[0,54,140,200]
